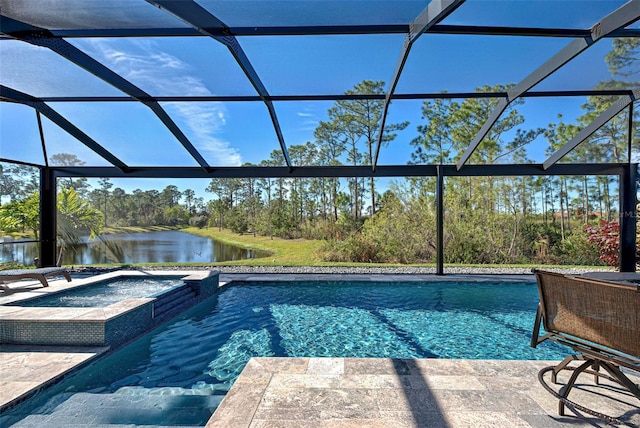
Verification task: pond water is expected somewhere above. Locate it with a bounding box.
[0,230,269,265]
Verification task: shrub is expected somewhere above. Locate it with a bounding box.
[584,220,619,267]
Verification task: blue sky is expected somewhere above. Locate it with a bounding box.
[0,0,635,199]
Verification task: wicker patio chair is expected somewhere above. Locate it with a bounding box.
[531,269,640,423]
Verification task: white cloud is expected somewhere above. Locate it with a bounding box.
[295,108,319,131]
[75,38,242,166]
[298,118,319,132]
[165,102,241,166]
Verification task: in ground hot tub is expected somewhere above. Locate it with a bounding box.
[8,276,183,308]
[0,270,219,348]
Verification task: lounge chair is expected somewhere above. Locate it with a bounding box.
[530,269,640,424]
[0,267,71,288]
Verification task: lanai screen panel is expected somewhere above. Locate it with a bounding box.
[396,35,572,94]
[0,0,638,170]
[240,34,404,95]
[196,0,426,27]
[0,40,124,98]
[532,39,638,92]
[440,0,628,28]
[47,102,203,167]
[66,37,258,97]
[0,102,45,165]
[161,101,283,167]
[0,0,192,30]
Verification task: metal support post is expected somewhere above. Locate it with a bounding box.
[628,103,634,164]
[436,165,444,275]
[619,163,637,272]
[39,167,57,267]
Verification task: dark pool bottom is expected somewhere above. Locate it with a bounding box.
[1,280,567,427]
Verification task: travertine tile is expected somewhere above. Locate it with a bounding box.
[235,371,273,386]
[321,418,401,428]
[408,358,476,376]
[374,388,440,412]
[261,388,371,410]
[422,374,486,391]
[344,358,409,375]
[206,383,266,427]
[307,357,344,375]
[445,411,533,428]
[0,381,42,407]
[477,374,539,391]
[518,413,575,427]
[253,407,323,421]
[378,410,448,425]
[269,374,341,389]
[251,419,324,428]
[339,374,407,389]
[252,357,309,374]
[468,359,545,377]
[430,389,531,412]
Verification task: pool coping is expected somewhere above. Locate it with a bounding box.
[218,272,537,283]
[0,344,110,411]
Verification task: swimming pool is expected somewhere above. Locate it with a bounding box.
[9,276,184,308]
[1,279,567,427]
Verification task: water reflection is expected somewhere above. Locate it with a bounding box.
[1,231,268,265]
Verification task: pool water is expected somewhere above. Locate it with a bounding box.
[2,280,567,427]
[10,277,184,308]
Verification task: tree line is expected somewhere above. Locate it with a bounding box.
[1,39,638,266]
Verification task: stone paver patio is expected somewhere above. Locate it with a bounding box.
[207,357,640,428]
[0,344,108,411]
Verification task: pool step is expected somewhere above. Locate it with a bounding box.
[153,285,199,321]
[7,391,223,427]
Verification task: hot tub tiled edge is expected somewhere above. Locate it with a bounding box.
[183,269,220,296]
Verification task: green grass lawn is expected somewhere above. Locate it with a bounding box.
[181,226,323,265]
[182,226,410,267]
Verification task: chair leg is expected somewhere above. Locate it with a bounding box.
[558,359,593,416]
[591,361,600,385]
[553,355,582,384]
[599,362,640,399]
[34,274,49,288]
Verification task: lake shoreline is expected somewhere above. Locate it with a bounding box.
[2,229,266,266]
